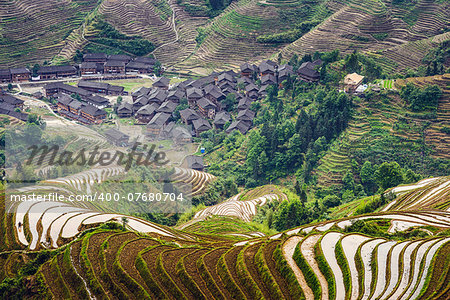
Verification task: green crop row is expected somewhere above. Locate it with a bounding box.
[216,253,246,299]
[273,243,304,299]
[315,237,336,299]
[293,240,321,299]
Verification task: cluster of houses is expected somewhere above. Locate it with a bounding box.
[113,59,320,140]
[0,53,159,83]
[80,54,157,76]
[44,80,127,124]
[0,92,27,121]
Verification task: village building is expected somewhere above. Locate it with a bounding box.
[237,97,252,110]
[226,120,251,135]
[78,81,109,94]
[237,76,252,87]
[261,74,277,86]
[146,112,171,136]
[197,97,217,119]
[204,84,225,105]
[68,99,83,115]
[132,87,152,101]
[0,93,24,108]
[86,95,110,109]
[0,69,12,82]
[80,105,107,124]
[133,96,150,113]
[56,94,73,112]
[183,155,204,171]
[171,81,187,92]
[108,85,125,96]
[278,64,294,83]
[44,82,91,99]
[192,118,212,136]
[108,55,131,63]
[258,61,276,76]
[344,72,365,93]
[297,61,320,82]
[179,108,200,125]
[77,81,124,95]
[186,87,203,107]
[167,89,184,103]
[148,89,168,104]
[10,68,30,82]
[80,62,99,76]
[240,62,254,77]
[104,128,130,146]
[157,100,177,114]
[136,103,158,123]
[83,53,107,63]
[134,56,157,65]
[153,77,170,90]
[125,61,153,74]
[37,65,77,80]
[104,60,125,74]
[0,102,27,121]
[236,109,255,125]
[213,111,231,130]
[171,126,192,144]
[217,72,236,85]
[245,83,259,94]
[117,102,133,118]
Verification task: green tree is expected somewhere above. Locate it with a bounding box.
[375,162,403,191]
[360,161,377,195]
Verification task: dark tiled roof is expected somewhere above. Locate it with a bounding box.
[134,57,157,64]
[105,128,129,141]
[0,69,11,76]
[108,54,131,61]
[197,97,216,110]
[192,118,211,131]
[38,65,76,74]
[153,77,170,87]
[0,94,23,105]
[117,102,133,113]
[80,62,98,69]
[240,62,253,73]
[226,120,250,134]
[10,68,30,74]
[105,60,125,67]
[214,111,231,125]
[237,109,255,120]
[81,104,106,116]
[83,53,107,59]
[179,108,200,121]
[147,112,171,127]
[78,80,109,90]
[186,87,203,98]
[137,103,157,115]
[126,61,152,70]
[157,100,177,113]
[68,100,82,109]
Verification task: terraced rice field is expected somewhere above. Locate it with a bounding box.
[0,0,98,67]
[384,176,450,211]
[193,193,279,222]
[171,167,216,196]
[8,198,183,250]
[1,181,449,299]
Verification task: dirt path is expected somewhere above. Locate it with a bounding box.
[283,236,314,300]
[152,0,179,62]
[301,235,328,299]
